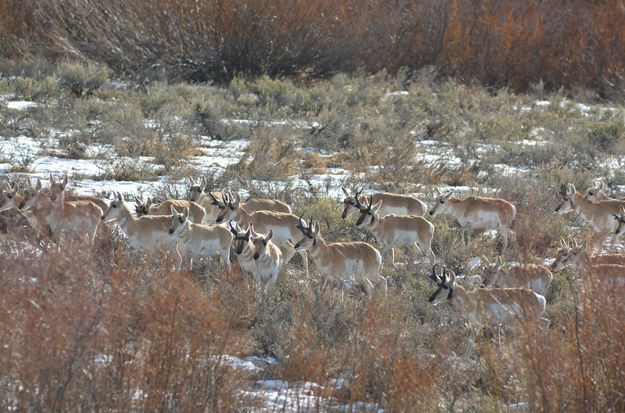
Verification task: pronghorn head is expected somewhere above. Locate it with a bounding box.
[612,206,625,235]
[169,206,189,235]
[550,238,584,271]
[101,192,125,222]
[0,182,19,212]
[49,173,68,202]
[228,220,253,255]
[188,175,208,202]
[209,191,227,208]
[555,183,576,214]
[428,264,455,303]
[481,256,503,288]
[584,179,608,203]
[252,229,274,260]
[429,188,455,216]
[18,179,43,211]
[216,192,240,223]
[294,214,319,249]
[341,186,364,219]
[134,197,151,217]
[356,195,383,226]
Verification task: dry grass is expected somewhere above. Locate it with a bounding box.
[3,1,625,96]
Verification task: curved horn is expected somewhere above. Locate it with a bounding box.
[228,219,238,235]
[429,264,441,283]
[559,183,568,195]
[297,213,306,229]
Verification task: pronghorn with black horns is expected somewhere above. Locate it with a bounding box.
[341,186,427,219]
[355,194,435,267]
[227,220,283,293]
[216,191,307,274]
[429,188,516,253]
[294,215,386,298]
[428,264,546,359]
[167,206,233,272]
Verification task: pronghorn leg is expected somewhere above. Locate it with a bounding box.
[221,249,231,273]
[464,332,477,360]
[265,272,278,294]
[359,274,375,298]
[282,241,297,266]
[298,250,309,276]
[386,248,396,268]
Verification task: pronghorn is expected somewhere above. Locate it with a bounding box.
[584,180,611,203]
[101,192,177,252]
[555,238,625,267]
[187,176,224,223]
[0,180,51,239]
[481,256,553,296]
[584,180,625,204]
[249,227,284,293]
[48,173,109,210]
[19,179,102,245]
[428,265,546,359]
[212,190,292,214]
[0,184,20,213]
[355,195,435,267]
[167,206,232,272]
[550,239,625,287]
[228,221,257,278]
[226,221,283,292]
[555,183,624,249]
[429,188,516,253]
[294,216,386,297]
[134,197,206,224]
[215,191,308,275]
[341,187,427,219]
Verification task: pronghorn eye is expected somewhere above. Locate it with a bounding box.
[440,199,444,204]
[179,217,184,223]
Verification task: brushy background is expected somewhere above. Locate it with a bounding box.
[2,1,625,411]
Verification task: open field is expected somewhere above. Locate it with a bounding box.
[1,61,625,412]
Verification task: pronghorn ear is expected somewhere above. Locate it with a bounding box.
[201,176,206,189]
[170,205,177,215]
[434,187,442,196]
[312,220,321,236]
[35,179,42,191]
[341,186,350,197]
[146,198,152,208]
[62,173,68,188]
[265,229,273,243]
[567,183,576,195]
[183,206,189,219]
[135,196,142,205]
[117,191,122,201]
[49,174,56,185]
[445,188,455,198]
[576,241,587,254]
[481,255,492,266]
[371,200,383,213]
[188,175,195,185]
[495,256,503,268]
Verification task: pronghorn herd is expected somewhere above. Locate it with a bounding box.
[2,174,625,358]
